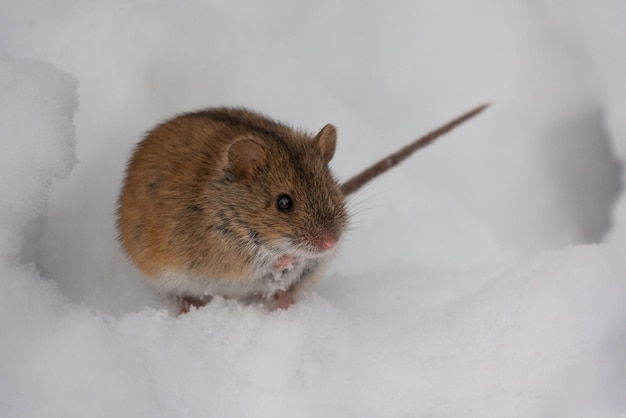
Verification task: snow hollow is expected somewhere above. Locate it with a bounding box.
[1,1,625,417]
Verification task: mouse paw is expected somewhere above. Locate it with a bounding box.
[177,296,209,316]
[272,289,295,310]
[272,254,296,271]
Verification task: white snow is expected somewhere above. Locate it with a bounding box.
[1,1,625,417]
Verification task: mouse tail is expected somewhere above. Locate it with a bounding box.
[340,103,490,196]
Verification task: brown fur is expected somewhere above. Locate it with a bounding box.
[117,108,348,302]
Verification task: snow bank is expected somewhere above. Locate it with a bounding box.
[537,0,626,276]
[1,0,625,417]
[0,54,78,411]
[0,56,77,262]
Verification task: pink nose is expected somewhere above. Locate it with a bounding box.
[316,236,336,251]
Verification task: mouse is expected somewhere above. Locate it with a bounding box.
[117,108,349,311]
[117,104,488,312]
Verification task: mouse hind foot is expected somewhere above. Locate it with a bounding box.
[175,295,211,315]
[272,289,295,310]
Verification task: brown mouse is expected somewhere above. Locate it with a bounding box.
[117,108,349,311]
[117,104,488,312]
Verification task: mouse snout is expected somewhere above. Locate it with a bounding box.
[307,229,339,253]
[314,235,337,251]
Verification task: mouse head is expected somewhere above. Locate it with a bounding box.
[225,122,348,259]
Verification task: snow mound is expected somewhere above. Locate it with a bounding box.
[0,55,77,262]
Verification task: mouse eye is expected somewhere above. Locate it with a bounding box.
[276,194,294,212]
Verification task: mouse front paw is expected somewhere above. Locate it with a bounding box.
[272,254,296,271]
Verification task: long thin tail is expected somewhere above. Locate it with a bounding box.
[340,103,490,196]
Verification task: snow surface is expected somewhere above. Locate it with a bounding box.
[1,0,626,417]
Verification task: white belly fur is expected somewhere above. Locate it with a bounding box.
[152,256,329,299]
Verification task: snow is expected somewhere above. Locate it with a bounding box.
[1,0,625,416]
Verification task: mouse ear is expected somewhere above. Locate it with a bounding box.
[228,138,266,179]
[313,124,337,163]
